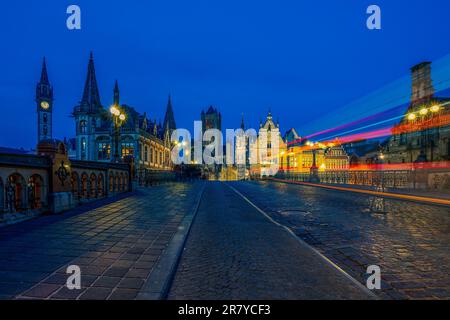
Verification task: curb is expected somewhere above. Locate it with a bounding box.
[136,183,206,300]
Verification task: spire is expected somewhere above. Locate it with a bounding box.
[240,113,245,130]
[36,57,53,103]
[267,107,272,119]
[80,52,102,112]
[40,57,49,84]
[163,94,176,134]
[113,79,120,105]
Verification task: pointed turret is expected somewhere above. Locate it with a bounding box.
[80,52,102,112]
[40,57,50,84]
[240,113,245,130]
[163,94,176,134]
[113,80,120,106]
[36,57,53,102]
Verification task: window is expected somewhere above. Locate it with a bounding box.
[150,147,154,163]
[43,113,47,123]
[159,151,162,165]
[400,133,407,145]
[80,120,87,134]
[97,143,111,160]
[144,146,148,162]
[81,138,87,160]
[121,143,134,158]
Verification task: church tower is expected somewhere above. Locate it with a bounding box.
[36,57,54,144]
[410,62,434,107]
[73,52,103,160]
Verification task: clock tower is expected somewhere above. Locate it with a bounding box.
[36,57,54,144]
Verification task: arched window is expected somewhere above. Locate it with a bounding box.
[6,173,27,212]
[144,146,148,162]
[90,174,97,198]
[97,174,104,197]
[81,173,88,198]
[71,172,80,198]
[79,120,87,134]
[28,175,44,209]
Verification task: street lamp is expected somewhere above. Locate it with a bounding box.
[110,105,126,163]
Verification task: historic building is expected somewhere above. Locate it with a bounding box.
[72,53,174,174]
[251,111,286,177]
[324,144,350,170]
[384,62,450,164]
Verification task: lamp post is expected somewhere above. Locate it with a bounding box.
[307,141,324,183]
[110,105,126,163]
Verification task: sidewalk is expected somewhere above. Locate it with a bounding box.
[0,182,203,300]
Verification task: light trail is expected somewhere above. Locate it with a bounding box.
[269,178,450,206]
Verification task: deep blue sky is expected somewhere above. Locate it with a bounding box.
[1,0,450,149]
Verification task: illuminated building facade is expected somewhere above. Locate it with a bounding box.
[251,111,286,177]
[384,62,450,164]
[72,54,174,172]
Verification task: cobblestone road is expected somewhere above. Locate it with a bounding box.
[169,182,372,300]
[229,181,450,300]
[0,182,203,300]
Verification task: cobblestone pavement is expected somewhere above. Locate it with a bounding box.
[0,182,203,300]
[229,181,450,300]
[168,182,372,300]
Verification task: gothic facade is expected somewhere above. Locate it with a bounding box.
[72,53,175,173]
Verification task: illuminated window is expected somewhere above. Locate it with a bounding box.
[81,138,87,160]
[121,143,134,158]
[97,143,111,160]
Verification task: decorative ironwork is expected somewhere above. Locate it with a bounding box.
[55,161,69,186]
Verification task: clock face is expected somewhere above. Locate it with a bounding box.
[40,101,50,110]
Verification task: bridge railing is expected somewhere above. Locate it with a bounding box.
[136,169,177,187]
[275,169,450,191]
